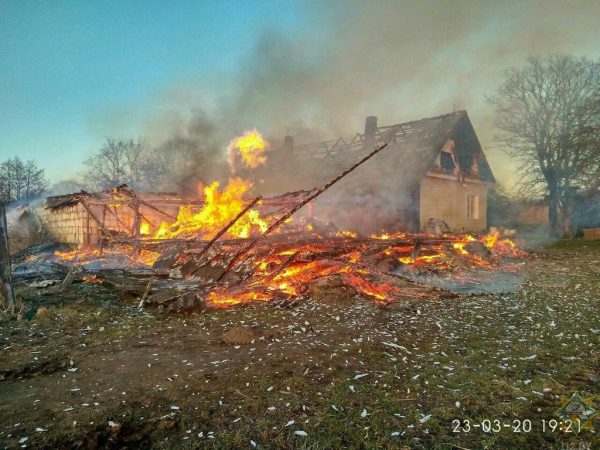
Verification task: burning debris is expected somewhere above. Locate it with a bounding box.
[9,127,526,315]
[22,223,524,314]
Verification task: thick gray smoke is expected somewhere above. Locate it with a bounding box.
[130,0,600,195]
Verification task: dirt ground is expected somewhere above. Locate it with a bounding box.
[1,240,599,449]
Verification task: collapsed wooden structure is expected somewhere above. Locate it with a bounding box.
[38,186,187,246]
[17,136,525,314]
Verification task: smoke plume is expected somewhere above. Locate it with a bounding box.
[124,1,600,194]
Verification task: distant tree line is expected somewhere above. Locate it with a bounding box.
[81,137,219,192]
[0,157,48,203]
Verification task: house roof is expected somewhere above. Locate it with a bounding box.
[43,185,188,211]
[268,110,495,185]
[43,184,319,215]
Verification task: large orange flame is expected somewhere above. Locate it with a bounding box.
[154,177,268,240]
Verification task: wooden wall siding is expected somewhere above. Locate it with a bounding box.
[37,204,99,245]
[37,202,185,246]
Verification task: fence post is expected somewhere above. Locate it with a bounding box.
[0,203,15,311]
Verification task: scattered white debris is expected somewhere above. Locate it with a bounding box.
[284,420,295,427]
[419,414,432,424]
[294,430,307,437]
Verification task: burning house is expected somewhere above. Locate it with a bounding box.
[10,117,524,315]
[37,110,494,250]
[264,110,495,234]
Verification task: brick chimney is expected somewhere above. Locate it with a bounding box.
[283,135,294,151]
[364,116,378,141]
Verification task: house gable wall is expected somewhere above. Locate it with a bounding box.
[419,175,488,232]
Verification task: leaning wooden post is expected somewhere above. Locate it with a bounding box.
[188,196,263,277]
[217,134,398,281]
[0,203,15,311]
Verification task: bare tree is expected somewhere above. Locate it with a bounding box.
[0,158,48,203]
[489,55,600,236]
[83,135,222,193]
[83,138,158,190]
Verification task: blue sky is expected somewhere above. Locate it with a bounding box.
[0,0,303,180]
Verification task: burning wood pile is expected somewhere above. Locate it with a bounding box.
[29,224,524,314]
[15,130,526,313]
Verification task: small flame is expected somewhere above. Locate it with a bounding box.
[483,230,499,249]
[369,231,406,240]
[82,274,102,284]
[227,129,268,171]
[453,242,469,255]
[336,230,358,238]
[206,290,271,308]
[481,230,524,257]
[139,221,151,235]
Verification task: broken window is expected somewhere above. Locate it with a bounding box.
[466,194,479,219]
[440,151,455,171]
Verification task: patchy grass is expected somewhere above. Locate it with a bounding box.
[0,243,599,449]
[547,237,600,251]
